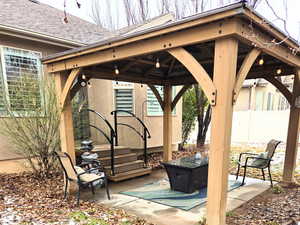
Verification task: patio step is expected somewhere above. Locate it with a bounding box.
[99,153,137,166]
[108,167,152,182]
[104,160,144,174]
[92,145,131,157]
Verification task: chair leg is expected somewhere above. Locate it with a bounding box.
[91,183,95,195]
[261,168,265,181]
[64,178,68,199]
[76,185,81,206]
[236,164,241,180]
[105,178,110,200]
[242,166,247,185]
[268,166,273,187]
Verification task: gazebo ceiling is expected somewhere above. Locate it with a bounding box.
[42,2,300,86]
[80,41,294,86]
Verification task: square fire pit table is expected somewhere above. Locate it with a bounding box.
[161,156,208,193]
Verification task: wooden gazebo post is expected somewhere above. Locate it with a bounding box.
[207,38,238,225]
[163,84,173,162]
[283,69,300,184]
[54,71,76,162]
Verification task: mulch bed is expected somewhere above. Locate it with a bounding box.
[226,185,300,225]
[0,173,154,225]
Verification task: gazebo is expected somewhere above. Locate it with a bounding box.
[43,2,300,225]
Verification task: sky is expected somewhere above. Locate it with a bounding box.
[38,0,300,43]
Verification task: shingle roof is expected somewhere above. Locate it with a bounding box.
[0,0,112,45]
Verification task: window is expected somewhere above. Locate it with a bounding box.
[0,46,42,114]
[267,92,274,111]
[278,96,290,111]
[114,89,134,113]
[147,86,164,116]
[255,91,264,111]
[147,86,176,116]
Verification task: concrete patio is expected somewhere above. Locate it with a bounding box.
[82,169,273,225]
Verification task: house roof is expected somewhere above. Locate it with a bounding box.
[0,0,112,46]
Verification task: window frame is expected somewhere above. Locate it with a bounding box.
[146,85,177,117]
[113,82,135,116]
[0,45,43,116]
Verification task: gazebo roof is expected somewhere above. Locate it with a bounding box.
[43,2,300,88]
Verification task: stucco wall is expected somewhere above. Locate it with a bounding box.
[88,81,182,149]
[0,34,69,161]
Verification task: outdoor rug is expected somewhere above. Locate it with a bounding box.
[120,179,242,211]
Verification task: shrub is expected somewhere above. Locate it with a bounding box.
[0,75,60,178]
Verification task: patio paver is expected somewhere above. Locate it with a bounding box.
[84,169,272,225]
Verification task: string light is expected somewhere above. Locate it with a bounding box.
[276,68,282,75]
[155,58,160,68]
[114,65,119,75]
[258,58,264,65]
[82,74,86,80]
[80,80,87,87]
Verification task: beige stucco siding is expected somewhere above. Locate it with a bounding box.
[0,34,69,161]
[88,81,182,149]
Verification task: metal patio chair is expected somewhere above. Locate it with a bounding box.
[235,139,281,187]
[54,151,110,205]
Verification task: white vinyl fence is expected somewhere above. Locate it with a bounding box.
[189,110,300,145]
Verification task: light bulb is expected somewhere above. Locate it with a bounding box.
[80,81,87,87]
[258,58,264,65]
[114,66,119,75]
[276,68,282,75]
[82,74,86,80]
[155,58,160,68]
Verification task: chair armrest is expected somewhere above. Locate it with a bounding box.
[79,160,105,171]
[244,156,271,166]
[238,152,259,162]
[77,166,106,178]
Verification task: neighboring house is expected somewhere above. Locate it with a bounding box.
[234,77,293,111]
[0,0,182,170]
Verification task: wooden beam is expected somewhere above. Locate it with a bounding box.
[44,9,241,64]
[60,68,82,108]
[207,38,238,225]
[128,58,170,68]
[167,58,176,75]
[263,76,293,105]
[83,69,165,85]
[167,47,216,105]
[120,61,137,72]
[171,85,191,110]
[282,69,300,184]
[54,72,76,163]
[236,19,300,68]
[233,48,261,103]
[47,19,237,72]
[147,84,164,110]
[163,84,173,162]
[70,77,91,100]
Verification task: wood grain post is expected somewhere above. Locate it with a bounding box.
[282,69,300,184]
[163,84,173,162]
[54,72,76,162]
[207,38,238,225]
